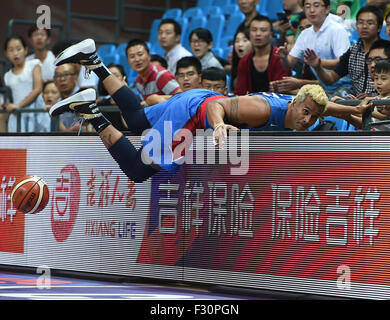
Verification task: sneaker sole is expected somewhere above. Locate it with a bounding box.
[54,38,96,66]
[49,88,97,116]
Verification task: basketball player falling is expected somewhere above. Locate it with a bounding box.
[50,39,369,182]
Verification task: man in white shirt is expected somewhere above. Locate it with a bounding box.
[276,0,351,93]
[158,18,192,74]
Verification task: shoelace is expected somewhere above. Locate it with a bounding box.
[77,117,85,136]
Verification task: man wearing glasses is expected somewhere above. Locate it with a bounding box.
[276,0,350,95]
[53,63,82,131]
[304,6,383,99]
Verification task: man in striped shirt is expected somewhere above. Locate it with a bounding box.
[126,39,182,105]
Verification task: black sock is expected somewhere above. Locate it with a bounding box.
[87,105,111,133]
[92,64,112,81]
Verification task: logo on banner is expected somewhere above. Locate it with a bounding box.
[51,164,80,242]
[0,149,26,253]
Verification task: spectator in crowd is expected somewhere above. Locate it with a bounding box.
[126,39,182,106]
[52,40,99,91]
[294,6,382,97]
[237,0,260,29]
[340,60,390,129]
[366,39,390,81]
[276,0,351,96]
[385,11,390,39]
[273,0,304,48]
[150,54,168,69]
[42,81,60,111]
[270,12,319,94]
[97,64,128,131]
[175,56,202,92]
[234,15,291,95]
[230,26,252,92]
[158,18,192,75]
[366,0,390,18]
[189,28,224,70]
[26,26,55,82]
[3,35,43,133]
[53,63,92,132]
[201,67,228,95]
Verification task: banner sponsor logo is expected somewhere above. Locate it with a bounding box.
[51,164,80,242]
[0,149,26,253]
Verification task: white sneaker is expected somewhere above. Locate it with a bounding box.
[49,88,99,120]
[54,38,101,71]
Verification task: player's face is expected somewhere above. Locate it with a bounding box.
[374,72,390,97]
[291,96,324,131]
[356,12,379,41]
[202,79,227,95]
[127,45,151,74]
[249,20,273,48]
[176,66,202,91]
[158,23,179,51]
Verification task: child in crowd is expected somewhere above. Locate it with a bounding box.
[201,67,228,95]
[371,60,390,130]
[342,60,390,130]
[42,81,60,111]
[3,35,43,132]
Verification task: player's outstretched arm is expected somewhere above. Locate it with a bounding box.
[206,95,270,148]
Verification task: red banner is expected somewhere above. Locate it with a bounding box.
[0,149,26,253]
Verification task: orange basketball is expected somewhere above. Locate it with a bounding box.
[11,175,50,214]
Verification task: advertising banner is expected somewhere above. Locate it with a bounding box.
[2,134,390,298]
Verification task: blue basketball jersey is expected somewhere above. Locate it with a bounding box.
[246,92,295,131]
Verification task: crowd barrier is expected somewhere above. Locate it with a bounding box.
[0,131,390,299]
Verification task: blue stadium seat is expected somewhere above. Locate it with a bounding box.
[212,47,223,58]
[178,17,189,45]
[162,8,182,20]
[97,44,116,56]
[100,53,119,66]
[224,4,240,16]
[349,28,359,44]
[118,53,133,82]
[257,0,283,21]
[150,43,164,56]
[206,14,225,48]
[197,0,214,8]
[116,43,128,56]
[149,19,161,47]
[380,25,389,41]
[223,46,232,59]
[323,116,349,131]
[183,7,203,21]
[308,119,320,131]
[224,12,245,36]
[182,16,208,51]
[214,0,232,7]
[203,6,223,17]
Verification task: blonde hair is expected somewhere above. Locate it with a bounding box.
[295,84,328,114]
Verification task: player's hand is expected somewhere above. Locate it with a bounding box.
[213,123,239,149]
